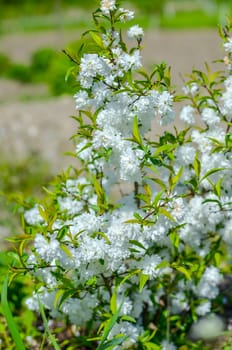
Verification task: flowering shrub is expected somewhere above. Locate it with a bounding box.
[13,1,232,349]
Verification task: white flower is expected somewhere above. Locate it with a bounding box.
[138,254,162,278]
[196,301,211,316]
[171,291,189,314]
[118,296,133,316]
[24,205,44,226]
[127,25,144,40]
[61,294,97,326]
[156,91,173,116]
[161,340,176,350]
[175,144,196,165]
[224,37,232,53]
[119,147,142,181]
[100,0,116,15]
[118,50,142,71]
[79,54,110,88]
[118,8,134,22]
[34,234,61,263]
[196,266,223,299]
[220,80,232,120]
[183,82,199,96]
[58,197,83,216]
[74,90,89,110]
[180,105,195,124]
[201,107,220,125]
[108,322,140,349]
[221,218,232,245]
[170,197,185,220]
[76,140,92,162]
[190,314,225,340]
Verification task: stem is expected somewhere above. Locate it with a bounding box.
[134,181,140,208]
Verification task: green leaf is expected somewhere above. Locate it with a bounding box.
[129,240,146,251]
[172,264,191,280]
[215,176,223,197]
[159,208,175,222]
[132,116,142,145]
[94,231,111,244]
[65,66,76,82]
[60,243,74,258]
[100,335,128,350]
[149,177,166,190]
[139,273,149,292]
[89,31,104,48]
[143,342,160,350]
[96,297,124,350]
[37,295,61,350]
[53,289,64,309]
[121,315,136,323]
[119,269,140,286]
[153,191,163,207]
[1,275,26,350]
[153,144,177,157]
[110,289,117,314]
[200,167,225,183]
[169,231,180,248]
[193,151,201,178]
[171,166,183,190]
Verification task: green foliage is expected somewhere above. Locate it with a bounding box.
[48,52,76,96]
[6,63,33,83]
[1,275,26,350]
[0,153,52,196]
[0,53,10,74]
[160,10,219,29]
[131,0,167,15]
[0,47,77,96]
[31,48,56,75]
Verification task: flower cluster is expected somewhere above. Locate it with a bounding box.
[20,1,232,349]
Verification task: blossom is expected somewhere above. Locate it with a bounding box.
[117,50,142,71]
[171,291,189,314]
[58,196,83,216]
[180,105,195,124]
[119,147,143,181]
[24,205,44,226]
[175,144,196,165]
[138,254,162,278]
[118,8,134,22]
[156,91,173,116]
[100,0,116,15]
[182,82,199,96]
[201,107,220,125]
[108,322,140,349]
[34,234,61,263]
[170,197,185,221]
[190,314,225,340]
[127,25,144,40]
[224,37,232,53]
[74,90,89,110]
[161,340,176,350]
[79,54,110,88]
[196,266,223,299]
[196,301,211,316]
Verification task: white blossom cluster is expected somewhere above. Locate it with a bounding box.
[23,1,232,348]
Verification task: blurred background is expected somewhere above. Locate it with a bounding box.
[0,0,232,240]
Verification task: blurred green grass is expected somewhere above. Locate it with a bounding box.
[0,0,232,33]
